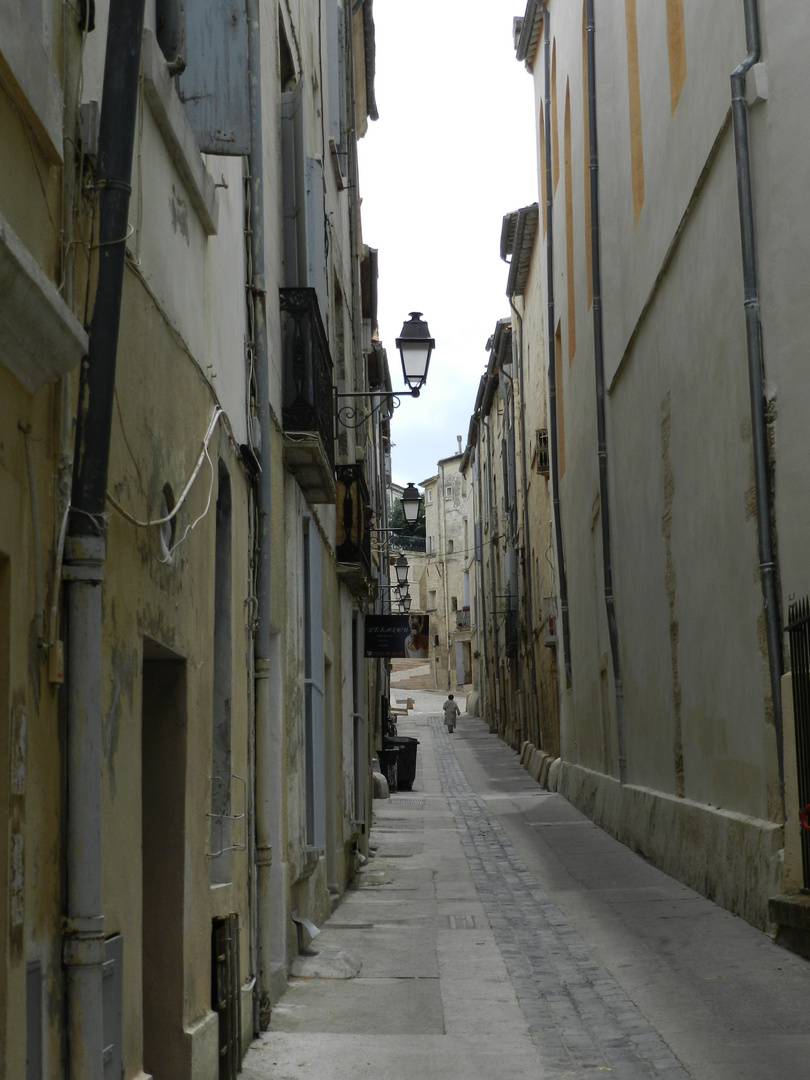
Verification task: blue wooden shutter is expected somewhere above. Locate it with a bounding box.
[178,0,250,154]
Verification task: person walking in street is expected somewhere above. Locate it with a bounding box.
[443,693,460,732]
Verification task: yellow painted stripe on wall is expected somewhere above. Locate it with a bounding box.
[552,39,560,191]
[624,0,645,225]
[666,0,686,114]
[581,2,592,310]
[564,80,576,365]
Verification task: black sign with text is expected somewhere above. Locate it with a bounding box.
[364,614,431,659]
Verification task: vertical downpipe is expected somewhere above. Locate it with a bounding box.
[246,0,276,1028]
[65,1,145,1076]
[483,414,503,728]
[730,0,784,814]
[510,298,541,746]
[542,7,573,686]
[585,0,627,783]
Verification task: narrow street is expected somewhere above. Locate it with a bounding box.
[243,691,810,1080]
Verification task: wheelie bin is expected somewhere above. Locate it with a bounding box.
[383,736,419,791]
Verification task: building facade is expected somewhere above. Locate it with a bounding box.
[0,0,395,1076]
[421,451,476,693]
[509,0,810,932]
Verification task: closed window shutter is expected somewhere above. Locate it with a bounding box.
[177,0,250,155]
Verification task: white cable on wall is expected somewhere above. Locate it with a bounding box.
[106,406,223,562]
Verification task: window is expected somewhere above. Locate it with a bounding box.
[447,539,454,553]
[426,489,433,504]
[281,81,327,307]
[451,597,458,612]
[427,536,434,554]
[156,0,250,154]
[445,485,453,499]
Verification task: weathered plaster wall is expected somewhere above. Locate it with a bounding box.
[527,0,795,927]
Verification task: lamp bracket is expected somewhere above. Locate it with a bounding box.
[335,387,418,431]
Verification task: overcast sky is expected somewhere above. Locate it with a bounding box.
[357,1,540,489]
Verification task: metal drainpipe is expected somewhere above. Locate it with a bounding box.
[64,1,145,1076]
[541,5,573,687]
[246,0,277,1030]
[585,0,627,783]
[483,414,503,730]
[440,461,451,689]
[471,439,488,712]
[509,297,541,748]
[499,343,528,745]
[730,0,784,814]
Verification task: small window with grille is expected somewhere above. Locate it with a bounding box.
[536,429,550,477]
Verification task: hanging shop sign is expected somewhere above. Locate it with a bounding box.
[364,614,431,659]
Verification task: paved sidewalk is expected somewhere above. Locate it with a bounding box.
[243,692,810,1080]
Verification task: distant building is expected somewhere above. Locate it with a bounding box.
[421,448,476,692]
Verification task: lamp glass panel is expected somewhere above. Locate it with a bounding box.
[399,341,431,383]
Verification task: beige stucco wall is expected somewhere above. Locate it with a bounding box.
[512,274,560,759]
[101,277,254,1070]
[524,0,804,927]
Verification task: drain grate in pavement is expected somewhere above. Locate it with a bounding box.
[446,914,476,929]
[390,797,424,807]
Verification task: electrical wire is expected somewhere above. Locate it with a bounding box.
[106,407,223,561]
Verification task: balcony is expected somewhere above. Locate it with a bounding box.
[336,464,372,598]
[455,608,471,629]
[280,287,336,503]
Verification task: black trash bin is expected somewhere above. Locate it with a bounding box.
[383,736,419,791]
[378,745,400,791]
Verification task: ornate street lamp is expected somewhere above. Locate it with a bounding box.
[396,312,435,397]
[400,482,422,525]
[394,553,409,586]
[335,313,435,429]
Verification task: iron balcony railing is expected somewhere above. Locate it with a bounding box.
[280,287,335,475]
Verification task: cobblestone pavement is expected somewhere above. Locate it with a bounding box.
[431,715,691,1080]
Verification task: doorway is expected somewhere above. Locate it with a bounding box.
[141,643,187,1075]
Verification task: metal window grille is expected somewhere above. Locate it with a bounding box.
[536,429,550,477]
[212,914,241,1080]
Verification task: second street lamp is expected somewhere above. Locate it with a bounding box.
[394,553,409,586]
[400,482,422,525]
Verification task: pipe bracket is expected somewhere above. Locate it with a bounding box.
[63,932,106,967]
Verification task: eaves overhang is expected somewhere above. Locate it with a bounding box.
[515,0,543,70]
[502,204,539,299]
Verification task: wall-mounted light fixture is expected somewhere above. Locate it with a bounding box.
[394,553,410,586]
[370,484,424,552]
[336,313,435,429]
[395,312,435,397]
[400,481,422,525]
